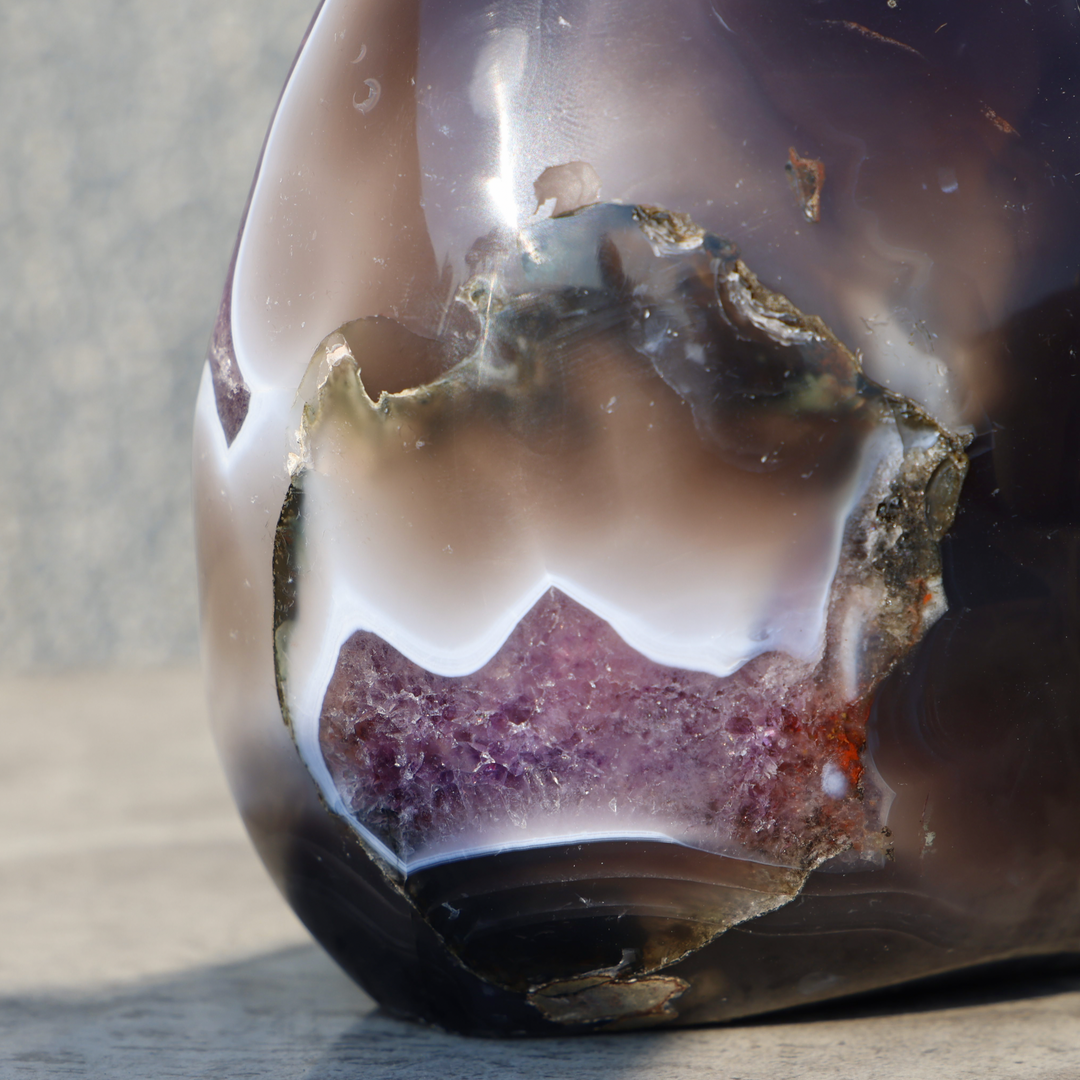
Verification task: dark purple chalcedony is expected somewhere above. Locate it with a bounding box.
[195,0,1080,1033]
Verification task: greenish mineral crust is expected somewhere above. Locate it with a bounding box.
[528,974,690,1028]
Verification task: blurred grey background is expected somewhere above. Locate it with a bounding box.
[0,0,317,670]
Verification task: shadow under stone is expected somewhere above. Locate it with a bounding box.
[4,944,1080,1080]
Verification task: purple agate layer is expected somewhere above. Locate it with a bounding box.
[195,0,1080,1034]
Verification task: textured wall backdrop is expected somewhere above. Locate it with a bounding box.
[0,1,317,669]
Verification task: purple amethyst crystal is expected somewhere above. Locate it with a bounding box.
[319,590,882,869]
[195,0,1080,1034]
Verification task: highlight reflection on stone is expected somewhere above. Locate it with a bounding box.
[196,0,1080,1034]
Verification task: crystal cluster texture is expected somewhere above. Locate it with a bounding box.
[195,0,1080,1034]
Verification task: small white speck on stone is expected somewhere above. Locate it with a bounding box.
[821,762,849,799]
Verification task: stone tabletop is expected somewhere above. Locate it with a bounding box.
[1,667,1078,1079]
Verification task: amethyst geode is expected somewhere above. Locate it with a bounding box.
[195,0,1080,1033]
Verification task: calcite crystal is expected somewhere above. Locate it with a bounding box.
[195,0,1080,1034]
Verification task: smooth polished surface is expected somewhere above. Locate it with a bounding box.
[197,0,1080,1031]
[2,667,1079,1078]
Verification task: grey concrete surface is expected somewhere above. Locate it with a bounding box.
[0,1,316,670]
[2,666,1080,1078]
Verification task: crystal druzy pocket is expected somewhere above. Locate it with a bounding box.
[196,0,1080,1034]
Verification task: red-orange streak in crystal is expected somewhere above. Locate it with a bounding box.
[814,701,870,788]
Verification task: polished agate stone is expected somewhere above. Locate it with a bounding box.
[195,0,1080,1034]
